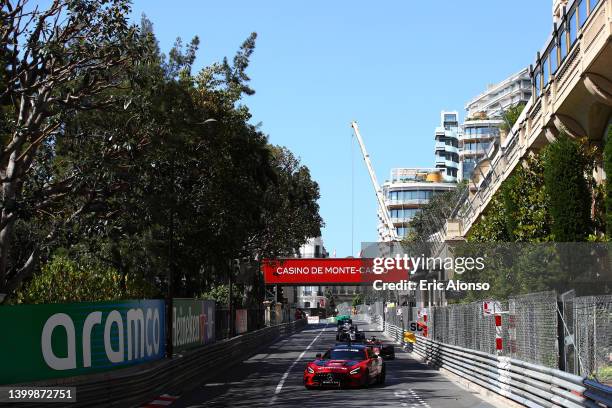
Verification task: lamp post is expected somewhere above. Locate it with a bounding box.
[166,118,218,357]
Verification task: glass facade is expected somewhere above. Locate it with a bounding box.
[388,189,443,201]
[462,159,477,181]
[463,127,500,137]
[579,0,587,27]
[396,227,413,237]
[390,208,420,219]
[463,141,491,152]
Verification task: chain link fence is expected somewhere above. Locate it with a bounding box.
[572,295,612,384]
[366,290,611,384]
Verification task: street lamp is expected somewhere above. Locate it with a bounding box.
[166,117,217,358]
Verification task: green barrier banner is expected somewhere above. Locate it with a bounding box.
[172,299,215,352]
[0,299,165,385]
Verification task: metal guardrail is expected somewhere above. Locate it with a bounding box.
[6,319,307,408]
[583,379,612,408]
[378,320,611,408]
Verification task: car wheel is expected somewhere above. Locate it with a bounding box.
[363,370,370,388]
[378,367,386,385]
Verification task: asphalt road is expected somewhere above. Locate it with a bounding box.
[171,321,496,408]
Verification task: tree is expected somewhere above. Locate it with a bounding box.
[405,182,468,244]
[604,127,612,238]
[14,253,157,304]
[0,0,139,296]
[0,11,324,304]
[500,103,526,133]
[543,133,592,241]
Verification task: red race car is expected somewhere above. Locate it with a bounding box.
[365,336,396,360]
[303,344,385,389]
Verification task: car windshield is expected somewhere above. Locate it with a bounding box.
[323,348,367,361]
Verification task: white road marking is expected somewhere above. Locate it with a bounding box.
[268,324,328,406]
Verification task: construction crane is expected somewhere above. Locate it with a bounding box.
[351,121,399,242]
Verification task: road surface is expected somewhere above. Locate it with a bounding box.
[171,321,495,408]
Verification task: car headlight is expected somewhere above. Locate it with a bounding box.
[349,367,361,375]
[307,366,315,374]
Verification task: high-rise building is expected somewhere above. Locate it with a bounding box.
[434,111,460,182]
[379,168,456,240]
[464,68,532,119]
[459,68,532,182]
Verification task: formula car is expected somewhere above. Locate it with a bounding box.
[336,315,352,326]
[336,322,365,342]
[303,343,385,388]
[365,336,395,360]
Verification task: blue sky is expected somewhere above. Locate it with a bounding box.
[129,1,553,257]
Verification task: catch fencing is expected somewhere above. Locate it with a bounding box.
[367,290,612,383]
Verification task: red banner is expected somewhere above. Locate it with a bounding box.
[261,258,410,285]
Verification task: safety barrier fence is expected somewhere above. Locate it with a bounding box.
[376,317,611,408]
[4,319,307,408]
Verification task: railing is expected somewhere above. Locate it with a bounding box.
[373,315,607,408]
[4,319,307,408]
[442,0,611,240]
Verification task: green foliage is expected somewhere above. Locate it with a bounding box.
[14,255,158,304]
[469,135,594,243]
[405,182,468,243]
[467,195,511,242]
[1,10,323,303]
[352,293,364,307]
[604,126,612,238]
[499,154,551,242]
[500,103,526,133]
[543,134,592,241]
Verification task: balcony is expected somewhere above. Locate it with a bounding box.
[459,148,488,157]
[386,198,429,207]
[435,142,458,154]
[445,160,459,169]
[459,131,499,142]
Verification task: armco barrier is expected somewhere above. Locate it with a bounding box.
[378,320,611,408]
[6,319,306,408]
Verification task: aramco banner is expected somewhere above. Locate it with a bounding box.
[172,299,215,352]
[262,258,410,285]
[0,299,165,385]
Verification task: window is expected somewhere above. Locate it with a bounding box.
[542,56,549,87]
[591,0,600,11]
[550,45,558,73]
[304,301,310,308]
[569,9,577,44]
[559,28,567,60]
[579,0,588,27]
[535,72,541,96]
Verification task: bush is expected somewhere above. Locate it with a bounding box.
[604,126,612,238]
[543,133,592,241]
[15,255,158,304]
